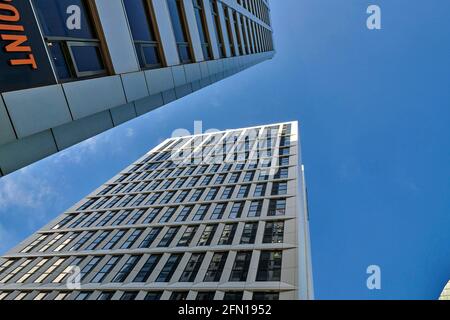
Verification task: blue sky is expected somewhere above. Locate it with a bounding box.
[0,0,449,299]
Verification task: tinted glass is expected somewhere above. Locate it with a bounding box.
[70,45,104,72]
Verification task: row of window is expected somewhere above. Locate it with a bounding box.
[0,290,280,301]
[32,0,273,82]
[37,219,285,255]
[0,250,283,285]
[237,0,270,26]
[99,172,290,198]
[158,124,292,154]
[107,166,291,203]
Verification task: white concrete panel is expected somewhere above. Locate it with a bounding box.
[0,96,16,146]
[0,130,57,175]
[63,76,127,120]
[95,0,140,74]
[152,0,181,66]
[145,67,175,95]
[3,85,72,139]
[121,72,149,102]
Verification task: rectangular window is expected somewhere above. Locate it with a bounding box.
[120,291,139,300]
[167,0,192,63]
[139,227,162,248]
[263,221,284,244]
[134,254,162,282]
[197,225,217,246]
[224,292,243,300]
[92,256,120,283]
[218,223,237,245]
[86,230,110,250]
[229,252,252,281]
[228,202,244,219]
[209,0,225,57]
[272,182,288,196]
[113,255,141,282]
[143,208,162,224]
[236,185,250,198]
[248,200,263,217]
[256,251,282,282]
[124,0,162,69]
[159,207,177,223]
[205,188,219,201]
[254,183,267,197]
[177,226,198,247]
[156,254,183,282]
[144,291,163,300]
[204,252,228,282]
[252,292,280,301]
[192,204,210,221]
[176,206,193,222]
[268,199,286,216]
[192,0,212,60]
[179,253,205,282]
[221,186,234,199]
[196,292,215,300]
[158,227,180,247]
[121,229,143,249]
[240,222,258,244]
[211,203,227,220]
[33,0,107,81]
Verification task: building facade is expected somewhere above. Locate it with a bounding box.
[439,281,450,300]
[0,121,313,301]
[0,0,275,177]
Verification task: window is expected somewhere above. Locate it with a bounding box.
[209,0,225,57]
[53,257,83,283]
[223,292,243,300]
[205,188,219,201]
[128,209,145,225]
[268,199,286,216]
[179,253,205,282]
[204,252,228,282]
[121,291,139,300]
[158,227,180,247]
[211,203,227,220]
[176,206,193,222]
[134,255,162,282]
[177,226,198,247]
[143,208,162,224]
[256,251,282,282]
[190,189,205,202]
[121,229,143,249]
[124,0,162,69]
[167,0,192,63]
[240,222,258,244]
[80,256,101,280]
[263,221,284,244]
[228,202,244,219]
[222,3,236,56]
[160,191,175,204]
[92,256,120,283]
[272,182,288,195]
[192,0,212,59]
[34,0,107,80]
[196,292,215,300]
[113,255,141,282]
[236,185,250,198]
[112,210,132,226]
[221,186,234,199]
[229,252,252,282]
[159,207,176,223]
[70,231,94,251]
[233,11,244,55]
[279,156,290,166]
[144,291,163,300]
[228,172,240,183]
[243,171,255,182]
[97,292,114,300]
[252,292,280,301]
[197,225,217,246]
[175,190,190,203]
[170,291,189,300]
[156,254,183,282]
[21,235,47,253]
[86,231,110,250]
[75,292,91,300]
[275,168,289,179]
[254,183,267,197]
[139,228,162,248]
[248,200,263,217]
[218,224,237,245]
[201,175,213,186]
[17,258,49,283]
[215,174,226,184]
[192,204,210,221]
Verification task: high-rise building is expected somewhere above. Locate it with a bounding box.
[0,0,275,177]
[439,281,450,300]
[0,121,313,300]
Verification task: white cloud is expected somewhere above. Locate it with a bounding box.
[0,167,57,211]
